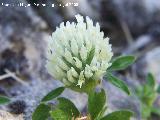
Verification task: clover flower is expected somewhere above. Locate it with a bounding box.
[46,14,113,89]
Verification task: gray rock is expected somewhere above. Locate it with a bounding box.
[144,0,160,12]
[0,0,48,79]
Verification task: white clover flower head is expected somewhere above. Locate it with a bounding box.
[46,14,113,89]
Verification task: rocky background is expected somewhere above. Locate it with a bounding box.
[0,0,160,120]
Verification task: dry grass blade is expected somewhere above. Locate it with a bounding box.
[0,69,28,86]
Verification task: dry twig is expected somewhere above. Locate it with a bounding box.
[0,69,28,86]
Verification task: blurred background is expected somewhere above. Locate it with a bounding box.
[0,0,160,120]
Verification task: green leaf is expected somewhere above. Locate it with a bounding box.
[146,73,155,88]
[0,95,10,105]
[32,104,51,120]
[108,56,136,71]
[100,110,133,120]
[151,107,160,116]
[141,104,151,118]
[88,89,106,119]
[50,109,69,120]
[141,85,156,106]
[104,73,130,95]
[57,97,80,119]
[41,87,65,102]
[96,106,107,120]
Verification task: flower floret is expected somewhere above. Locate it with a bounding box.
[46,14,113,88]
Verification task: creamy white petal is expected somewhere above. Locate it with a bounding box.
[71,38,78,56]
[73,57,82,69]
[71,67,78,78]
[80,44,87,61]
[64,48,73,63]
[57,57,69,71]
[62,78,72,86]
[84,65,93,78]
[67,70,75,83]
